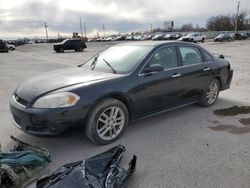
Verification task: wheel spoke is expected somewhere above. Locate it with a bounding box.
[98,116,107,124]
[112,126,117,135]
[100,127,110,137]
[101,113,110,120]
[110,107,115,118]
[109,128,113,138]
[112,108,119,118]
[98,124,108,134]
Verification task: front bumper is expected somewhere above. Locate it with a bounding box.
[10,96,89,135]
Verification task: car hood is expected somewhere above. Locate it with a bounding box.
[16,67,119,102]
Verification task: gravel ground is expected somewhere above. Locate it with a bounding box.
[0,40,250,188]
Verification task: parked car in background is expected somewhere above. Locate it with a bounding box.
[116,36,126,41]
[152,33,164,40]
[6,43,16,51]
[53,39,87,53]
[163,34,176,40]
[214,33,234,42]
[234,33,248,40]
[178,33,206,43]
[10,41,233,145]
[0,39,8,52]
[174,33,183,39]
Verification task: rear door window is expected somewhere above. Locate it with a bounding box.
[179,46,203,66]
[202,50,213,62]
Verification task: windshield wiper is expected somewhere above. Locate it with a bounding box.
[103,58,117,74]
[90,54,99,70]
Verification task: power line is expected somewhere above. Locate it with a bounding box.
[79,17,83,38]
[103,23,105,37]
[83,22,87,38]
[44,21,48,40]
[234,1,240,34]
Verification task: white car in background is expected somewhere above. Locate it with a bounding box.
[178,33,206,43]
[6,43,16,51]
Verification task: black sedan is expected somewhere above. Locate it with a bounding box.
[10,41,233,145]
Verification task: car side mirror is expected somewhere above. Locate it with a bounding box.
[144,64,164,74]
[219,54,225,59]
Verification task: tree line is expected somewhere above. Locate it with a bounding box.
[206,11,249,31]
[149,10,250,33]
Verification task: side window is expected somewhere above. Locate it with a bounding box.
[147,46,178,69]
[202,50,213,62]
[179,46,203,66]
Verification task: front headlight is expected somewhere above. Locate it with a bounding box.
[33,92,80,108]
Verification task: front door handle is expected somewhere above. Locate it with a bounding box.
[172,73,181,78]
[203,67,211,71]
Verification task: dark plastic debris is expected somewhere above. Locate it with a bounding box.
[37,145,137,188]
[0,135,50,188]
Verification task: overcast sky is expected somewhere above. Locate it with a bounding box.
[0,0,249,39]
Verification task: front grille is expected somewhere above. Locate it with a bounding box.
[14,94,28,106]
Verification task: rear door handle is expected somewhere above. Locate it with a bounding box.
[172,73,181,78]
[203,67,211,71]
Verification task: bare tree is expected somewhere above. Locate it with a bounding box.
[206,11,249,31]
[206,15,233,31]
[180,23,194,32]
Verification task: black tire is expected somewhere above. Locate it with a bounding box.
[199,78,220,107]
[201,38,205,43]
[59,47,64,53]
[85,98,129,145]
[79,47,83,52]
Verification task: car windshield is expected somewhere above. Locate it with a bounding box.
[217,34,225,37]
[61,39,69,43]
[187,33,196,36]
[82,45,152,74]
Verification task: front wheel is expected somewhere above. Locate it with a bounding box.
[199,79,220,107]
[85,98,129,145]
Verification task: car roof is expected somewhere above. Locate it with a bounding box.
[116,41,195,47]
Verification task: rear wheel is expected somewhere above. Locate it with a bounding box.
[199,78,220,107]
[79,47,83,52]
[59,47,64,53]
[85,98,129,145]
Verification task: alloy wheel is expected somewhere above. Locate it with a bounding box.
[96,106,125,141]
[206,81,219,104]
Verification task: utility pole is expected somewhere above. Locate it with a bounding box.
[103,23,105,37]
[150,24,152,33]
[83,22,87,38]
[234,1,240,34]
[79,17,83,38]
[44,22,48,40]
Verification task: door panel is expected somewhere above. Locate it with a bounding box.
[134,70,182,116]
[177,46,214,101]
[133,46,182,116]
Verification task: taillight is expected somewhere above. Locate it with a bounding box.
[227,62,231,70]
